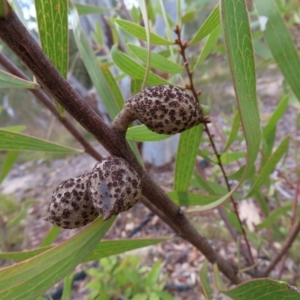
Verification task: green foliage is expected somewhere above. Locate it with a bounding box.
[86,255,173,300]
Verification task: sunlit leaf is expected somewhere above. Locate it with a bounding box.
[0,129,83,153]
[222,279,300,300]
[35,0,68,114]
[0,217,114,299]
[174,125,203,191]
[247,135,290,197]
[127,44,185,74]
[126,125,171,142]
[0,70,39,89]
[111,45,169,85]
[254,0,300,102]
[74,2,112,15]
[168,191,220,206]
[115,19,173,45]
[190,4,220,45]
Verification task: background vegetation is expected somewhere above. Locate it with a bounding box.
[0,0,300,299]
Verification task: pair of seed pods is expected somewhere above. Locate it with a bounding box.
[47,85,207,229]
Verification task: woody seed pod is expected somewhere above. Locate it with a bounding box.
[47,172,99,229]
[112,85,208,135]
[47,156,142,229]
[88,156,142,220]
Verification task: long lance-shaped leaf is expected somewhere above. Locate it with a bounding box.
[0,70,40,89]
[222,278,300,300]
[247,135,290,197]
[254,0,300,102]
[0,129,83,153]
[35,0,68,114]
[115,19,172,45]
[126,125,171,142]
[189,4,220,45]
[111,45,170,86]
[193,25,221,71]
[127,44,185,74]
[69,4,121,120]
[174,125,203,191]
[0,217,114,300]
[69,3,142,163]
[198,0,260,210]
[0,238,168,262]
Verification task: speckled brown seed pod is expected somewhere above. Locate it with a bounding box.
[112,85,208,135]
[88,156,142,220]
[47,172,99,229]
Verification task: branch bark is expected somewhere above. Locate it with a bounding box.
[0,5,241,284]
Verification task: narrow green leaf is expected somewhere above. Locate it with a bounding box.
[126,125,171,142]
[167,191,220,206]
[127,44,185,74]
[247,135,290,197]
[189,4,220,45]
[221,0,261,177]
[223,111,240,152]
[208,0,261,209]
[181,11,196,24]
[74,2,112,15]
[254,0,300,102]
[262,95,289,138]
[0,129,83,153]
[100,65,124,111]
[261,95,288,166]
[115,19,173,45]
[0,70,39,89]
[111,45,170,86]
[0,217,114,299]
[0,151,19,183]
[35,0,68,78]
[0,238,168,262]
[222,279,300,300]
[199,260,212,300]
[69,4,121,120]
[35,0,68,114]
[40,226,61,247]
[84,238,169,261]
[61,274,74,300]
[193,25,221,71]
[0,247,51,261]
[217,152,245,164]
[137,0,151,90]
[174,125,203,191]
[257,205,291,229]
[2,125,26,132]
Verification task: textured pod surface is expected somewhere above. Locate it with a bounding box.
[47,173,99,229]
[88,156,142,220]
[116,85,206,135]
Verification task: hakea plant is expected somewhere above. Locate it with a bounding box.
[48,85,207,228]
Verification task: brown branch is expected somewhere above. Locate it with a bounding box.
[174,25,255,266]
[0,6,241,284]
[262,218,300,277]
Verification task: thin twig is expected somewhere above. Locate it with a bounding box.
[262,218,300,277]
[0,5,241,284]
[174,25,255,266]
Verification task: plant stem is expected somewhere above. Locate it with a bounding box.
[0,5,241,284]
